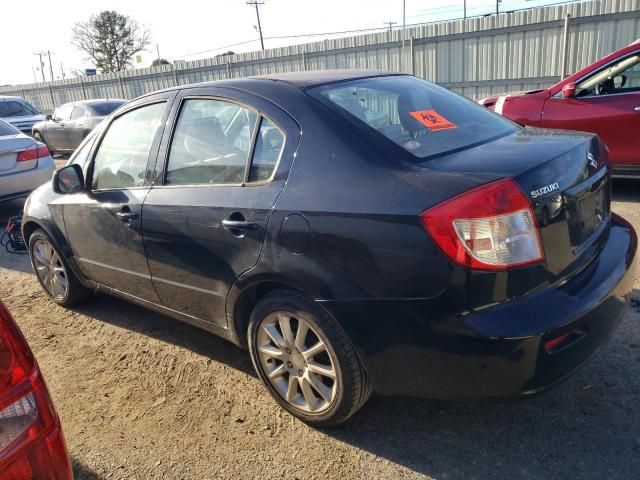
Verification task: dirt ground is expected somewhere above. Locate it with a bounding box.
[0,180,638,480]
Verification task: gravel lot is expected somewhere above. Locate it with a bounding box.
[0,179,638,480]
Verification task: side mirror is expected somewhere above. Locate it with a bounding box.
[614,74,627,89]
[45,114,52,121]
[53,164,84,194]
[562,82,576,98]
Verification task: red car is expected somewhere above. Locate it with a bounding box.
[0,300,72,479]
[479,41,640,178]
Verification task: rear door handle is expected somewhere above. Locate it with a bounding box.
[116,211,139,221]
[222,219,258,230]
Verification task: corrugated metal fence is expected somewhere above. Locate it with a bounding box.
[2,0,639,113]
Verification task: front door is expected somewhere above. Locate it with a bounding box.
[63,94,174,302]
[542,52,640,170]
[141,88,297,325]
[46,104,73,151]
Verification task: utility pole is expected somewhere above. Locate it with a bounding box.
[247,1,265,51]
[496,0,501,15]
[59,63,66,79]
[34,53,46,82]
[156,43,161,62]
[384,21,397,34]
[47,50,54,81]
[464,0,467,19]
[402,0,406,72]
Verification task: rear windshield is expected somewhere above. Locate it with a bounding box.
[0,119,19,136]
[310,76,517,159]
[0,99,39,118]
[89,101,126,116]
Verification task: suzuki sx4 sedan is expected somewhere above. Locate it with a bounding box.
[22,71,637,426]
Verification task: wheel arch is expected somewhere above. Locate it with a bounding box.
[226,275,307,348]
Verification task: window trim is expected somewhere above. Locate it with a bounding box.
[87,99,169,192]
[159,95,286,188]
[553,52,640,99]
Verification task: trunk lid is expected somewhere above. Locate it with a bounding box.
[426,127,610,282]
[0,134,38,176]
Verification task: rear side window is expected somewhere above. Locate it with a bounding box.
[311,76,517,159]
[166,99,257,185]
[91,102,165,190]
[90,101,126,116]
[249,117,284,182]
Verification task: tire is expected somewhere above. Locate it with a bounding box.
[33,131,53,156]
[248,290,372,426]
[28,228,91,307]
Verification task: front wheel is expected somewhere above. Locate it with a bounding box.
[248,290,372,426]
[28,229,91,307]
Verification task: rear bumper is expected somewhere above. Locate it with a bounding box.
[322,214,637,399]
[0,156,55,202]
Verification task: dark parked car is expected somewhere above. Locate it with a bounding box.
[22,71,637,426]
[0,300,72,478]
[32,99,126,154]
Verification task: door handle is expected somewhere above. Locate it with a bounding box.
[222,219,258,230]
[116,211,139,221]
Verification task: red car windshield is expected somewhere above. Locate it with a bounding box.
[310,75,517,159]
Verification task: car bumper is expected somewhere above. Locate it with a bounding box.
[0,156,55,202]
[321,214,637,399]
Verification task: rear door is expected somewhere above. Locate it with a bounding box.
[541,52,640,170]
[46,104,73,151]
[141,87,299,326]
[62,92,175,301]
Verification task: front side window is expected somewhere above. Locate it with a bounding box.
[0,100,39,118]
[577,54,640,97]
[166,99,257,185]
[310,75,517,160]
[53,105,73,122]
[68,133,96,167]
[91,102,165,190]
[71,106,86,119]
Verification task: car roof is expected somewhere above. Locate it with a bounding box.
[59,99,127,107]
[0,96,26,101]
[247,69,403,87]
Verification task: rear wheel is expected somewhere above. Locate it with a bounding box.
[28,229,91,307]
[248,290,372,426]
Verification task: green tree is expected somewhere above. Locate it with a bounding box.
[151,58,171,67]
[72,11,151,73]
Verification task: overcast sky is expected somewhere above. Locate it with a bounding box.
[1,0,565,85]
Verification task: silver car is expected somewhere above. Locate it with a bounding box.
[0,119,55,202]
[32,99,126,154]
[0,96,46,135]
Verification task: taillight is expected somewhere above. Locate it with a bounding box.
[0,302,72,479]
[16,144,49,163]
[420,178,544,270]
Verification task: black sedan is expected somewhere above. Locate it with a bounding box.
[21,71,637,426]
[32,99,126,154]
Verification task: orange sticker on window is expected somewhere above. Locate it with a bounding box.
[409,109,457,131]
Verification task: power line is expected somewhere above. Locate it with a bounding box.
[176,0,581,60]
